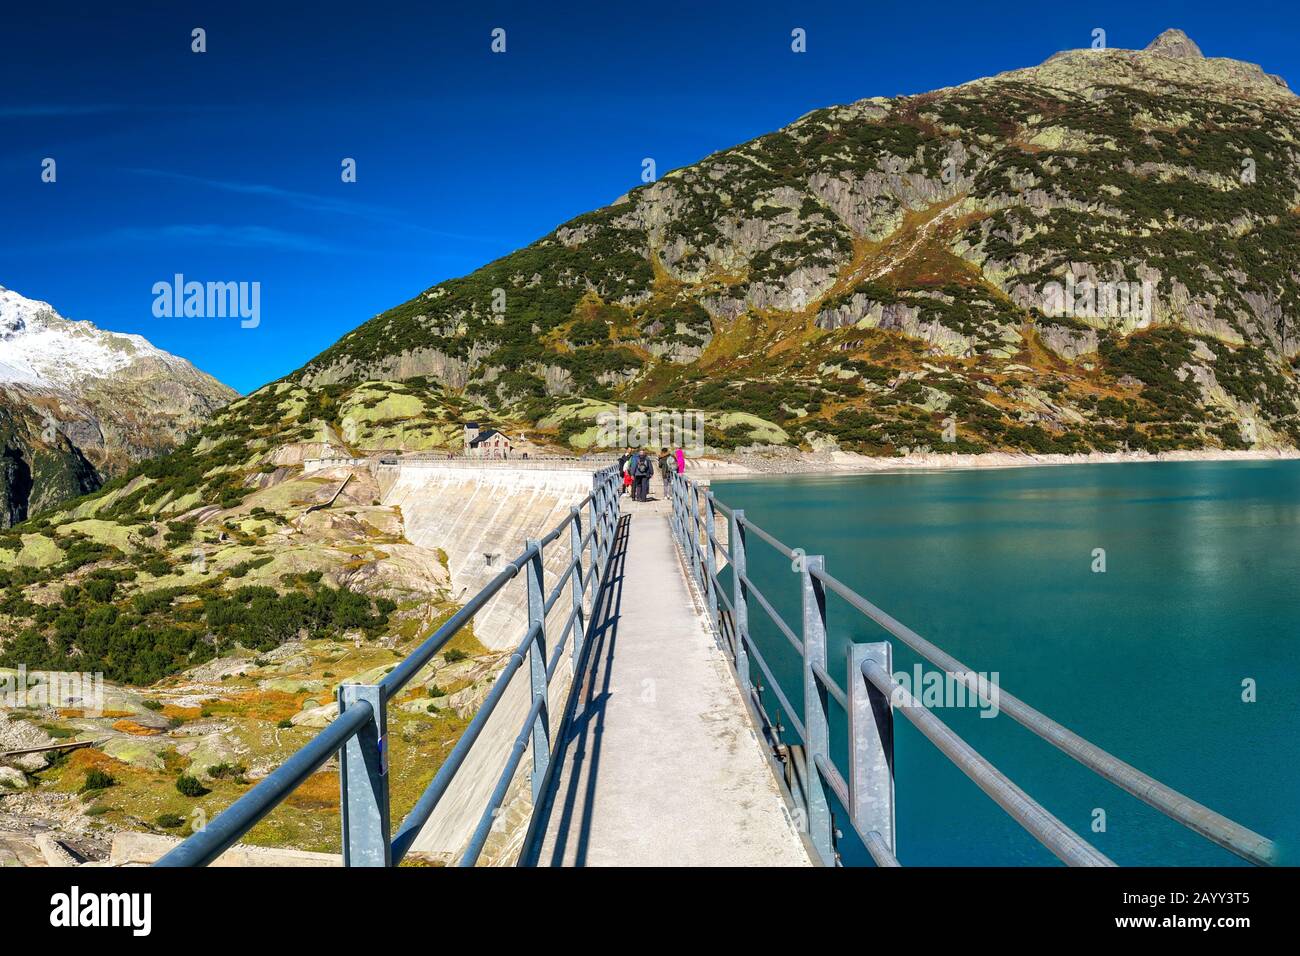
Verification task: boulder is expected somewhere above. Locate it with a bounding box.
[186,656,256,682]
[258,677,325,694]
[291,702,339,728]
[448,681,492,719]
[101,737,168,771]
[180,732,244,779]
[0,767,29,790]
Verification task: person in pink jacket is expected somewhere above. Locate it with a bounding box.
[674,446,685,474]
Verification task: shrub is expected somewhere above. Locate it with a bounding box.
[155,813,186,829]
[175,775,209,797]
[443,649,469,664]
[141,700,164,711]
[80,769,116,793]
[206,762,247,780]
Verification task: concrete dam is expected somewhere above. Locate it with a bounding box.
[377,460,606,862]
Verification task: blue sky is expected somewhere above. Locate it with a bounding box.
[2,0,1296,393]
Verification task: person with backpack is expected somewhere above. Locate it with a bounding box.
[632,447,653,502]
[618,447,633,496]
[658,447,673,499]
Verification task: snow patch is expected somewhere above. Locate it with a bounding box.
[0,284,176,388]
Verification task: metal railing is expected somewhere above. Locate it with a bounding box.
[157,465,623,867]
[668,472,1276,868]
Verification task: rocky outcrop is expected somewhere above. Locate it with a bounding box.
[287,29,1299,454]
[0,403,100,527]
[0,285,235,523]
[1037,323,1100,360]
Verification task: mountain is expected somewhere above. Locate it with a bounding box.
[3,28,1298,845]
[0,286,237,524]
[293,28,1300,455]
[5,26,1300,675]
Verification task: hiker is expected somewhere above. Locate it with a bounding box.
[618,447,633,496]
[658,447,673,498]
[674,445,686,475]
[633,447,654,501]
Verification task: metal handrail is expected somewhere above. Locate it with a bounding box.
[668,472,1276,868]
[812,564,1276,867]
[861,659,1114,867]
[154,700,376,868]
[810,751,898,868]
[739,569,803,655]
[158,465,622,867]
[739,627,807,743]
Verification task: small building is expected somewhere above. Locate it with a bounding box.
[464,422,511,459]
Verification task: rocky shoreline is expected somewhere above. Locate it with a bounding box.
[688,447,1300,479]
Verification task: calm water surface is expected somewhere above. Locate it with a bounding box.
[713,459,1300,866]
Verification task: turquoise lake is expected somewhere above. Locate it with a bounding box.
[712,459,1299,867]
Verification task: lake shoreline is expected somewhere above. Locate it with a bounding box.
[691,447,1300,480]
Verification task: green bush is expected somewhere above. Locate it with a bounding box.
[80,769,116,793]
[175,775,209,798]
[206,762,247,781]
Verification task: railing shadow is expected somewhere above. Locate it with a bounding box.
[519,512,630,866]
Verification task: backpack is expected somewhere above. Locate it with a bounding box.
[634,455,652,477]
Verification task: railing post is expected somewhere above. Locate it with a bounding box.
[525,538,550,799]
[593,478,606,572]
[670,473,681,541]
[603,474,616,564]
[677,477,687,545]
[587,488,600,602]
[800,554,834,865]
[848,641,895,858]
[338,683,391,866]
[703,492,719,634]
[570,506,586,667]
[606,473,617,562]
[687,481,703,586]
[730,508,751,693]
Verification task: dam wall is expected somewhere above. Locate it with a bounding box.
[380,462,601,861]
[380,462,597,648]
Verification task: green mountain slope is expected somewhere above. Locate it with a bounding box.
[4,29,1298,846]
[5,27,1300,691]
[297,28,1300,454]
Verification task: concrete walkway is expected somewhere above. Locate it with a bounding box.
[528,495,809,867]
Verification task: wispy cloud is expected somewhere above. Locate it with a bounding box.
[14,224,490,262]
[126,168,509,243]
[0,104,128,118]
[108,224,349,254]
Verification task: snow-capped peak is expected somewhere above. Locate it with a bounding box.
[0,284,175,389]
